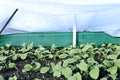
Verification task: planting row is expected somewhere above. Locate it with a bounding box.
[0,43,120,80]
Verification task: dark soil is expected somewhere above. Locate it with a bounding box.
[0,58,66,80]
[1,44,120,80]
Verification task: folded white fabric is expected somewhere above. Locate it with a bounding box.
[0,0,120,37]
[1,0,120,14]
[0,4,15,30]
[8,10,74,32]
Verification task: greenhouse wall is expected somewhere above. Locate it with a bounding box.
[0,32,120,47]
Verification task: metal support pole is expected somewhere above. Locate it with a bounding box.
[0,9,18,34]
[73,14,77,47]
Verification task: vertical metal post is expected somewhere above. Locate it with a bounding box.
[73,14,77,47]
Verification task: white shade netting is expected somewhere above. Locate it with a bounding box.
[0,0,120,37]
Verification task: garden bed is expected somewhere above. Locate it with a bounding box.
[0,43,120,80]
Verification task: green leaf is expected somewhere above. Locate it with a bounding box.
[101,44,106,47]
[77,61,88,72]
[20,43,27,52]
[50,62,55,68]
[10,50,16,55]
[107,43,112,47]
[100,77,107,80]
[107,55,117,60]
[63,58,77,67]
[48,54,54,59]
[59,54,68,59]
[26,43,33,51]
[8,63,16,69]
[69,49,81,55]
[51,44,57,51]
[0,66,3,71]
[0,75,4,80]
[33,62,41,70]
[80,44,84,48]
[53,71,61,77]
[74,55,81,60]
[89,65,99,79]
[19,53,27,60]
[109,74,117,80]
[103,60,112,67]
[63,61,68,67]
[107,66,117,75]
[40,67,49,74]
[8,75,17,80]
[12,55,18,61]
[5,44,11,48]
[68,76,76,80]
[82,54,89,58]
[62,67,72,78]
[23,64,32,72]
[38,45,45,50]
[37,54,44,59]
[21,43,26,47]
[52,62,62,71]
[114,59,120,68]
[51,62,62,77]
[87,57,95,64]
[34,78,41,80]
[115,45,120,53]
[82,44,93,52]
[73,72,82,80]
[0,56,7,62]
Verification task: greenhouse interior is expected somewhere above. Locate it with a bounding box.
[0,0,120,80]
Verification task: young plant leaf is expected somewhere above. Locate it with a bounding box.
[82,44,93,53]
[34,78,41,80]
[89,65,99,80]
[107,65,117,75]
[103,60,111,67]
[68,76,76,80]
[100,77,107,80]
[18,53,27,60]
[53,71,61,77]
[115,45,120,53]
[73,72,82,80]
[114,59,120,68]
[63,61,68,67]
[82,54,89,58]
[22,64,32,72]
[12,55,18,61]
[77,61,88,72]
[0,56,7,62]
[62,67,72,78]
[53,62,62,71]
[8,75,17,80]
[69,49,81,56]
[0,75,4,80]
[48,54,54,59]
[51,62,62,77]
[63,58,77,67]
[27,43,33,51]
[33,62,41,70]
[0,66,3,71]
[8,62,16,69]
[87,57,95,64]
[59,54,68,59]
[5,44,11,48]
[109,74,117,80]
[40,67,49,74]
[107,55,117,60]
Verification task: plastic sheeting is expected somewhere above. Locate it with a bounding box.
[0,0,120,37]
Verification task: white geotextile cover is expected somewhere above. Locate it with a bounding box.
[1,0,120,37]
